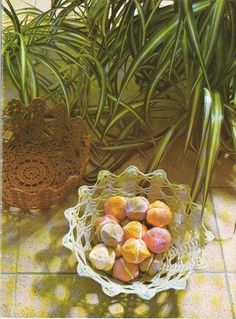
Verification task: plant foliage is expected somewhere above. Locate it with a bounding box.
[3,0,236,205]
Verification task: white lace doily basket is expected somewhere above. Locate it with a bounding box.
[63,166,214,300]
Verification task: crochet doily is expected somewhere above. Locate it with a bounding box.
[63,166,214,300]
[3,98,90,210]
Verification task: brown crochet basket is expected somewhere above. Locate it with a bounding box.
[3,98,91,210]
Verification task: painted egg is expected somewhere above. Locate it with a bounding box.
[89,243,115,271]
[100,222,124,247]
[125,196,149,221]
[123,221,147,240]
[112,258,139,282]
[121,238,151,264]
[104,196,127,221]
[143,227,172,253]
[147,200,172,227]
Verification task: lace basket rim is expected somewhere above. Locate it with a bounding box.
[63,165,214,300]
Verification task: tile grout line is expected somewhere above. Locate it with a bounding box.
[210,191,236,319]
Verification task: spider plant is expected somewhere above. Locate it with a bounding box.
[3,0,236,207]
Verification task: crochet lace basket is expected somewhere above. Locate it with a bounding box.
[3,98,90,210]
[63,166,213,300]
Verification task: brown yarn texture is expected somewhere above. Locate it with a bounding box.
[3,98,91,210]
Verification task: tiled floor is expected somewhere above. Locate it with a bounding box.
[2,0,235,317]
[1,150,235,318]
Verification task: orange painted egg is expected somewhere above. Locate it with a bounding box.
[104,196,127,221]
[143,227,172,253]
[147,200,172,227]
[121,238,151,264]
[123,221,147,240]
[112,258,139,282]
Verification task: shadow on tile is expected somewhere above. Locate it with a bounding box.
[17,192,78,273]
[15,274,180,318]
[0,274,16,317]
[1,211,20,272]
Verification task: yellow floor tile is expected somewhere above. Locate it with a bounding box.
[212,188,236,238]
[15,274,57,317]
[212,188,236,272]
[199,194,225,272]
[1,210,20,272]
[14,274,105,317]
[14,274,181,318]
[221,233,236,273]
[228,273,236,318]
[0,274,16,317]
[176,273,233,318]
[202,240,225,272]
[13,274,181,318]
[17,193,78,273]
[14,272,234,318]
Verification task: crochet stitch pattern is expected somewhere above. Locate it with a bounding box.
[3,98,90,210]
[63,166,214,300]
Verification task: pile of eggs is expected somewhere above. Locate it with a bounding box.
[88,196,172,282]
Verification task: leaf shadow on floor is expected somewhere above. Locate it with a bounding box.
[15,191,79,273]
[17,192,180,318]
[32,274,180,318]
[1,210,21,272]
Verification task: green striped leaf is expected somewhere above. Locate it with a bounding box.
[33,53,70,112]
[182,0,210,89]
[202,91,223,203]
